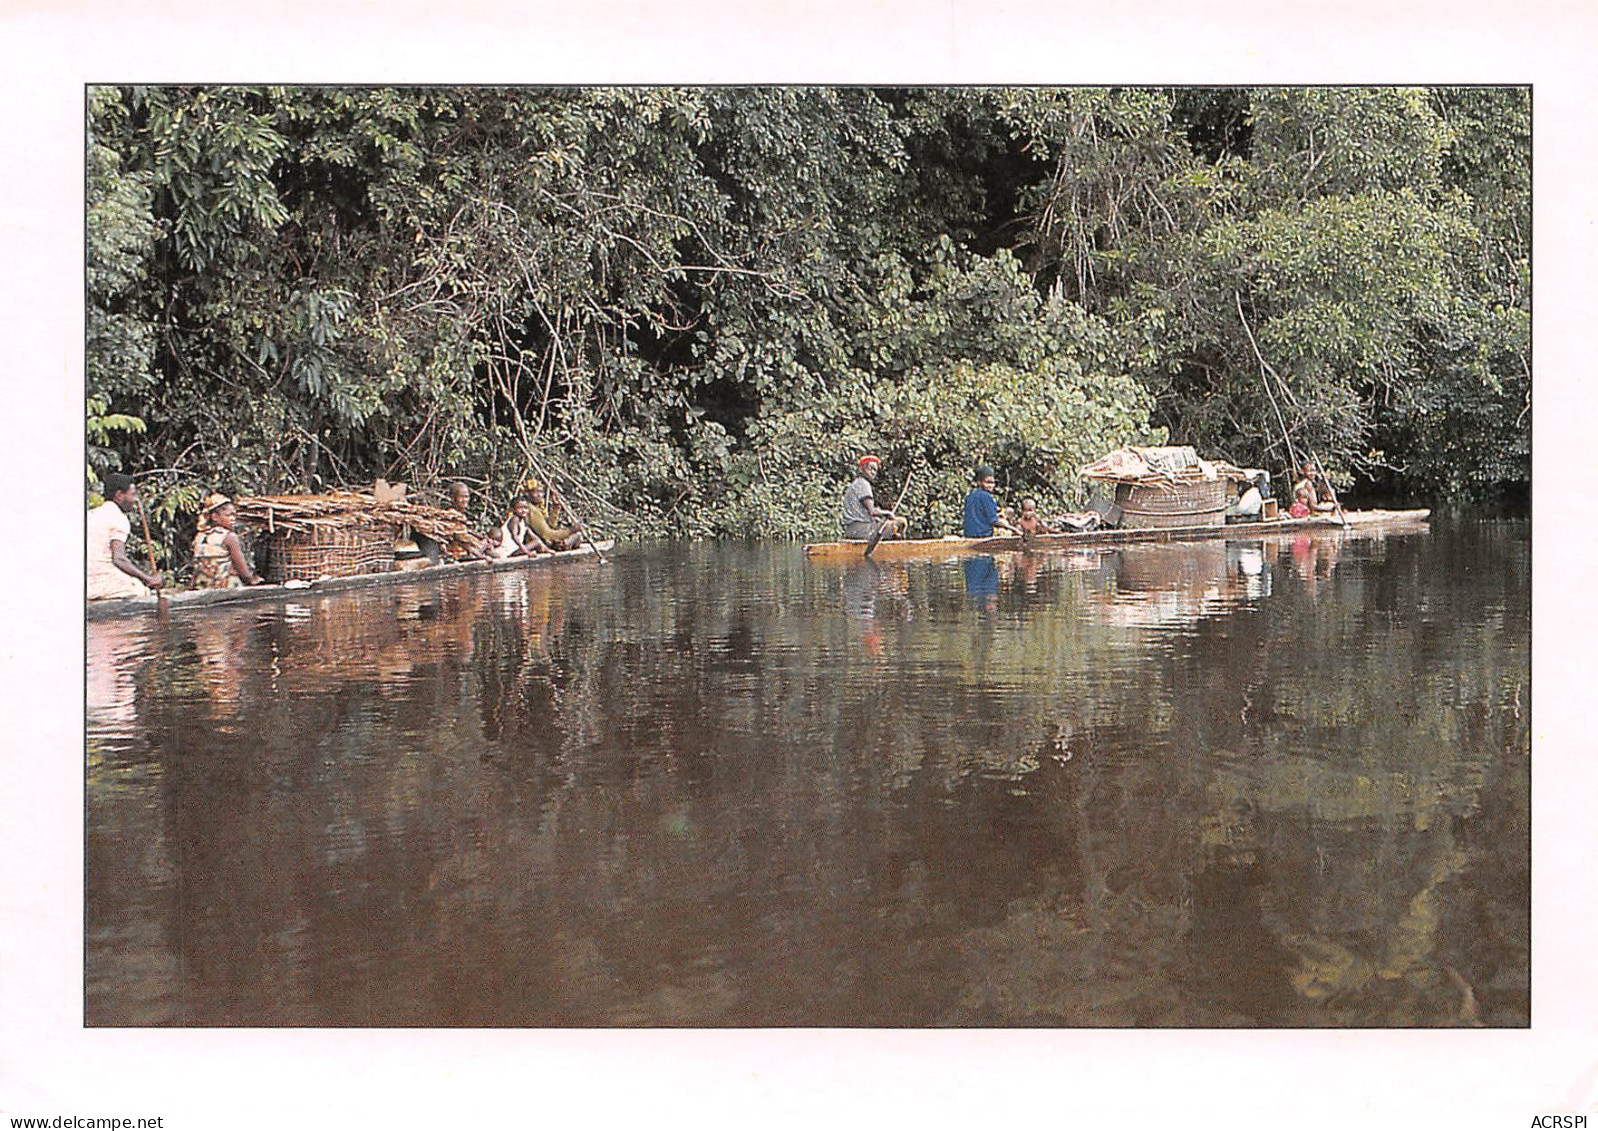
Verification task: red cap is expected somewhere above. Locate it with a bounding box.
[858,455,881,469]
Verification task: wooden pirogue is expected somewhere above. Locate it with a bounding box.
[85,541,615,621]
[802,509,1430,561]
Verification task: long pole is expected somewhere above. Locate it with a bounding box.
[1306,449,1351,529]
[554,478,608,565]
[535,459,609,565]
[864,464,916,558]
[1235,292,1302,488]
[1237,294,1349,528]
[136,495,165,603]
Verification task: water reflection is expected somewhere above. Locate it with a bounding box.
[962,555,1000,612]
[86,616,148,739]
[86,521,1528,1027]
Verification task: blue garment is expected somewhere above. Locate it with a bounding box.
[962,555,999,600]
[962,488,1000,537]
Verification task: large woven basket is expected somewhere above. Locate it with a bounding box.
[1114,477,1230,529]
[261,520,396,582]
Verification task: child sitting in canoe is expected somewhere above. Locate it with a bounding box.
[493,499,555,558]
[1015,498,1053,538]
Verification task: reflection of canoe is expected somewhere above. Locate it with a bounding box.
[802,510,1429,561]
[86,541,615,621]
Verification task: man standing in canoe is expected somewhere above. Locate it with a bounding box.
[840,455,904,541]
[87,472,165,600]
[962,465,1020,538]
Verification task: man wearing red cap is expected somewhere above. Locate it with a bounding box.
[841,455,903,541]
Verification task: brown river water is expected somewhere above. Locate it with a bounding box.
[85,516,1528,1027]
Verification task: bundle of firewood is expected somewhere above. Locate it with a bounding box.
[232,487,483,559]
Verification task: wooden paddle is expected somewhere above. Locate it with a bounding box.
[135,493,165,604]
[864,464,915,558]
[1308,450,1351,529]
[541,466,609,565]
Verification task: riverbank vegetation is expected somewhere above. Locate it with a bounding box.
[86,86,1529,547]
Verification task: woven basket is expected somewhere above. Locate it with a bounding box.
[1114,477,1230,529]
[262,520,396,582]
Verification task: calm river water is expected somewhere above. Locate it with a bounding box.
[86,516,1528,1027]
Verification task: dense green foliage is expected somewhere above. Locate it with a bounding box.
[86,85,1529,546]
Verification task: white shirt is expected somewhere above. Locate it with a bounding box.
[87,500,148,599]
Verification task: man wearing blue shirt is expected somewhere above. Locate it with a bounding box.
[962,465,1019,538]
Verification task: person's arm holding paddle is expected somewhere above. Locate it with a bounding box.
[87,474,165,602]
[526,482,583,551]
[116,528,164,592]
[864,463,916,557]
[841,455,901,542]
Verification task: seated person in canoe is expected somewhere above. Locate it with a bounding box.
[444,480,495,561]
[1015,497,1053,538]
[191,493,263,588]
[962,465,1020,538]
[87,472,165,600]
[525,480,586,551]
[448,481,494,560]
[1226,472,1266,523]
[840,454,905,541]
[492,497,555,559]
[1290,463,1336,518]
[410,480,489,564]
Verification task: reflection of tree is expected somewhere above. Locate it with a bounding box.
[86,526,1527,1026]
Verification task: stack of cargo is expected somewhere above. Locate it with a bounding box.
[1079,446,1250,529]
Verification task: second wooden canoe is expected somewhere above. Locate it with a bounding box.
[802,510,1430,561]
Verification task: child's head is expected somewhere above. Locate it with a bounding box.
[1020,497,1038,515]
[488,525,504,542]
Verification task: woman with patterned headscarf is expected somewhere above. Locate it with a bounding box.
[191,493,263,588]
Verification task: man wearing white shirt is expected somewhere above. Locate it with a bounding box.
[87,472,164,600]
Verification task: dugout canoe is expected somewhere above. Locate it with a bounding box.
[802,509,1430,562]
[85,540,615,621]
